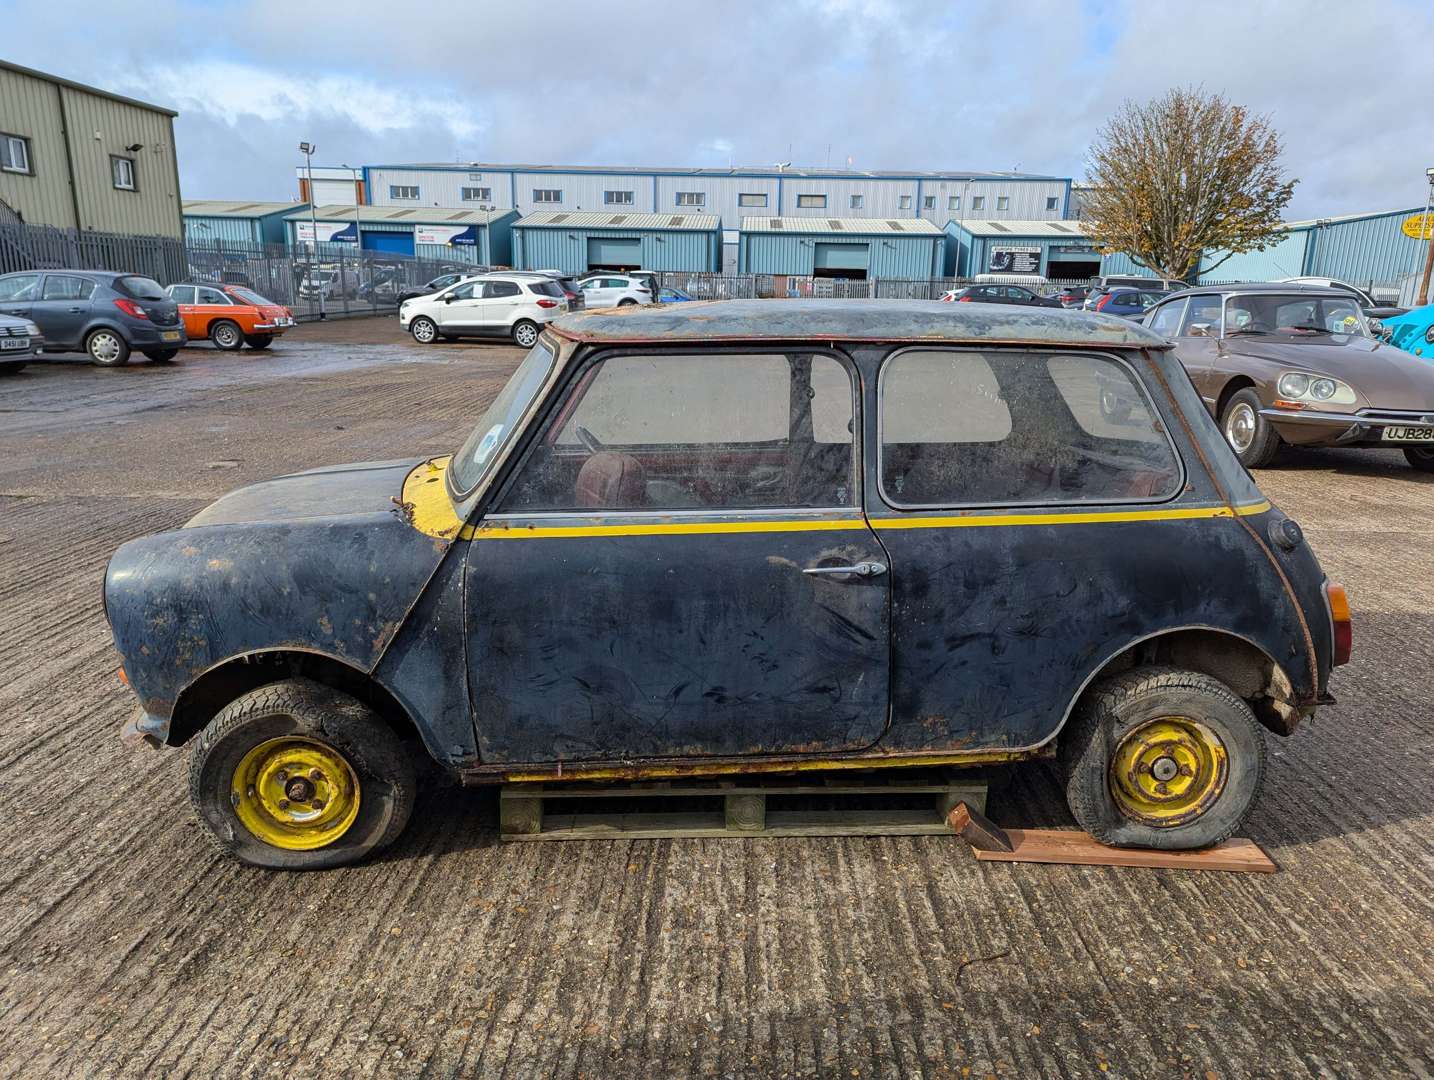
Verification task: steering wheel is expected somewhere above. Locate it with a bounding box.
[574,425,605,454]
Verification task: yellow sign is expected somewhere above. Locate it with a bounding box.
[1403,213,1434,240]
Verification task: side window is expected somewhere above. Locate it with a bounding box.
[499,353,856,512]
[448,282,478,300]
[42,275,95,301]
[169,285,196,305]
[1147,299,1187,336]
[196,287,228,305]
[604,278,627,289]
[1179,296,1222,335]
[0,274,40,301]
[484,281,520,299]
[879,349,1181,507]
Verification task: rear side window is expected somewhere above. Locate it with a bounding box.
[42,275,95,301]
[115,275,167,300]
[484,281,521,299]
[879,348,1181,508]
[527,280,564,298]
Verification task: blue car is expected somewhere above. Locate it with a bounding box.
[1093,286,1172,320]
[1378,303,1434,358]
[658,286,694,303]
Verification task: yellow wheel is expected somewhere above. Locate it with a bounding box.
[1109,717,1227,827]
[231,736,362,851]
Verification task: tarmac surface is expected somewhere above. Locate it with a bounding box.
[0,317,1431,1078]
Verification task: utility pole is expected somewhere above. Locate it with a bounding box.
[299,142,325,320]
[1419,167,1434,307]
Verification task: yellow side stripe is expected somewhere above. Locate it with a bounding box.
[467,501,1271,540]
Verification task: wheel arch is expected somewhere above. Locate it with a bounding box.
[1214,375,1257,421]
[205,316,242,337]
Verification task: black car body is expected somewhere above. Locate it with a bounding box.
[105,300,1346,867]
[0,269,185,366]
[397,271,489,306]
[943,284,1061,308]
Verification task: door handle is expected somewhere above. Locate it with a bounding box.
[803,561,887,578]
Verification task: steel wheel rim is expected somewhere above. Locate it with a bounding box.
[413,319,435,343]
[1110,717,1228,827]
[515,323,537,346]
[1225,402,1257,453]
[90,332,121,362]
[230,736,361,850]
[214,324,238,347]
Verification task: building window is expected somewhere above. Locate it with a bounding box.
[604,190,635,205]
[676,191,706,206]
[461,186,492,202]
[796,194,826,209]
[533,189,563,204]
[997,196,1010,211]
[898,194,912,209]
[467,172,483,181]
[1046,196,1059,212]
[922,195,935,210]
[111,156,137,191]
[949,195,960,211]
[738,193,768,207]
[850,194,863,210]
[1,133,32,175]
[971,196,985,211]
[390,185,420,200]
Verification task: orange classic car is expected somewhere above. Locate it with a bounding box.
[165,283,296,350]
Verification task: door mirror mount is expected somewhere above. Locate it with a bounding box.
[1188,323,1213,337]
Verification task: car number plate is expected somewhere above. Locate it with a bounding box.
[0,337,28,350]
[161,330,182,342]
[1382,426,1434,442]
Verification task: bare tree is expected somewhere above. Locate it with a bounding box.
[1082,88,1296,280]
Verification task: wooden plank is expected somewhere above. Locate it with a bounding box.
[945,802,1013,852]
[500,808,961,842]
[970,828,1277,874]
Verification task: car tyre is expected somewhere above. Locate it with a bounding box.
[209,320,244,351]
[86,328,130,367]
[511,319,540,347]
[410,316,438,345]
[1221,388,1280,468]
[189,678,416,870]
[0,363,26,376]
[1404,447,1434,472]
[1060,665,1266,850]
[244,334,274,350]
[142,349,179,363]
[617,298,638,307]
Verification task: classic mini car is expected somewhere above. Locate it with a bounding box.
[104,301,1349,869]
[1377,302,1434,359]
[166,282,295,350]
[1144,283,1434,471]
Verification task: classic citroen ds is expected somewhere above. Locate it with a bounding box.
[104,301,1350,869]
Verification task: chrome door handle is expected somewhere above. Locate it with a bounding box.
[803,561,887,578]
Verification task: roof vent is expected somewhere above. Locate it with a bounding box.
[549,213,568,224]
[828,219,842,230]
[770,218,783,229]
[669,215,684,226]
[988,222,1009,232]
[1049,223,1072,233]
[886,220,904,231]
[609,215,626,225]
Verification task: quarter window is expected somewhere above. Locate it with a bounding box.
[500,353,857,512]
[111,156,136,191]
[41,275,95,301]
[533,189,563,204]
[461,186,492,202]
[389,185,420,200]
[1,133,31,174]
[675,191,705,206]
[739,193,768,207]
[879,348,1180,508]
[604,190,635,205]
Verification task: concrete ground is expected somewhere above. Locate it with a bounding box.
[0,317,1431,1079]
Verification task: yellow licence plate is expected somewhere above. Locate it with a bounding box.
[161,331,181,342]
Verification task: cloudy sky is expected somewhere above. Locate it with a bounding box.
[14,0,1434,218]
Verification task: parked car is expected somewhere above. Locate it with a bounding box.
[167,283,295,351]
[940,284,1061,308]
[399,273,567,346]
[1374,302,1434,357]
[1055,286,1092,309]
[397,270,489,306]
[1276,277,1407,320]
[577,273,654,308]
[0,311,43,375]
[581,268,659,298]
[1097,274,1186,292]
[0,270,185,366]
[1144,283,1434,470]
[104,299,1347,868]
[1090,286,1173,319]
[527,270,585,311]
[658,286,695,303]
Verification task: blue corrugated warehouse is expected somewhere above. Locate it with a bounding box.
[943,219,1105,279]
[281,204,517,265]
[512,211,721,273]
[183,200,304,246]
[740,217,944,279]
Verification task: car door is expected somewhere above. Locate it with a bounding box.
[480,280,523,332]
[30,274,97,349]
[191,285,233,337]
[167,285,198,337]
[1166,294,1226,406]
[0,273,42,323]
[463,348,890,762]
[435,281,486,331]
[580,278,614,307]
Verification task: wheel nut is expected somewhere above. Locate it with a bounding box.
[312,800,325,811]
[308,768,323,781]
[277,799,290,810]
[276,770,289,783]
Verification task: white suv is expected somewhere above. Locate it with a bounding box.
[577,274,653,308]
[399,274,568,347]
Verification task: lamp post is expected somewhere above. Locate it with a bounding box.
[1417,168,1434,307]
[342,163,364,307]
[299,141,325,319]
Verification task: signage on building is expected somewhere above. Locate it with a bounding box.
[415,224,479,246]
[1050,244,1097,255]
[295,221,357,244]
[988,246,1041,274]
[1402,213,1434,240]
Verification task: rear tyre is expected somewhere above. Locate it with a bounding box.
[209,320,244,351]
[188,678,416,870]
[617,298,637,307]
[1221,388,1280,468]
[142,348,179,363]
[0,363,25,376]
[1060,666,1266,850]
[86,328,130,367]
[511,319,539,347]
[410,316,438,345]
[1404,446,1434,472]
[244,334,274,350]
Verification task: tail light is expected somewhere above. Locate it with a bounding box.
[536,299,558,309]
[958,295,972,303]
[114,298,149,320]
[1326,583,1351,666]
[1095,294,1113,311]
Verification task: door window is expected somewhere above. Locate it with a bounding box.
[169,285,196,305]
[879,348,1181,508]
[0,274,41,302]
[41,275,96,301]
[1179,295,1223,335]
[500,353,856,512]
[1146,298,1187,336]
[482,281,521,299]
[195,286,228,305]
[446,282,479,300]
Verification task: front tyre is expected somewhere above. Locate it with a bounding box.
[1404,446,1434,472]
[189,678,416,869]
[1221,388,1280,468]
[410,316,438,344]
[1060,666,1267,850]
[511,319,539,347]
[209,320,244,351]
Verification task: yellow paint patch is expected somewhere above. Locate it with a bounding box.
[400,455,466,540]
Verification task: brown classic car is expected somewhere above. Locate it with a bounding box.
[1141,283,1434,470]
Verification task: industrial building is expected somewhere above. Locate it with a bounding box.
[739,217,945,279]
[944,219,1104,280]
[183,200,303,246]
[282,204,517,265]
[512,211,721,273]
[0,60,183,238]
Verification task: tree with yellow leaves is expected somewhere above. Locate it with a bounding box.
[1082,87,1296,281]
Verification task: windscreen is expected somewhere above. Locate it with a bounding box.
[449,342,556,494]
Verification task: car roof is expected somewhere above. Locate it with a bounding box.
[550,298,1171,349]
[1164,283,1356,299]
[1,268,124,280]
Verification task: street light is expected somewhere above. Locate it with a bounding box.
[300,141,325,319]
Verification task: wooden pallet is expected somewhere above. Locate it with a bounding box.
[498,770,988,841]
